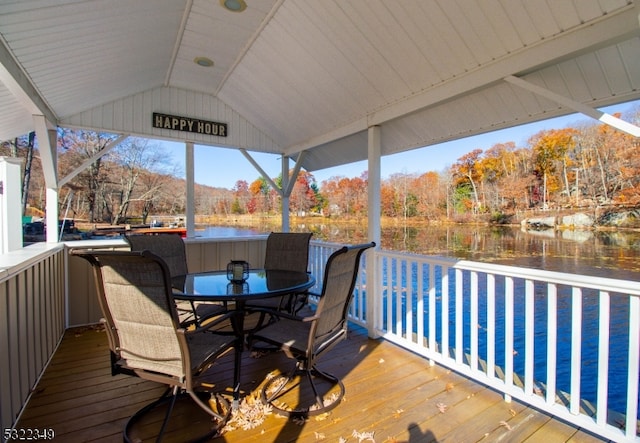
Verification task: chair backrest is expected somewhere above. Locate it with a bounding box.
[313,242,375,347]
[125,233,188,276]
[78,250,185,379]
[264,232,312,273]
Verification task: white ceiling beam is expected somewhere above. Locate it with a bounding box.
[215,0,285,96]
[505,76,640,137]
[284,117,368,157]
[239,148,283,197]
[286,4,639,156]
[164,0,192,87]
[283,151,307,197]
[33,115,57,188]
[0,37,57,125]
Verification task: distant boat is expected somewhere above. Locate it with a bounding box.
[90,224,187,238]
[127,226,187,237]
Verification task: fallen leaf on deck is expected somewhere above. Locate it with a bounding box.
[436,402,448,413]
[352,429,376,442]
[314,412,330,421]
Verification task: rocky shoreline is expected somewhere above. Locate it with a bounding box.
[522,208,640,231]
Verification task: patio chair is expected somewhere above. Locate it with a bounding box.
[248,242,375,417]
[74,250,242,442]
[245,232,313,329]
[125,233,225,326]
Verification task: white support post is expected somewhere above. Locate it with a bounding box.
[367,125,381,338]
[185,142,195,238]
[281,155,290,232]
[0,157,23,253]
[45,187,58,243]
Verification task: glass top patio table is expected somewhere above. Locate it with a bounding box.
[171,268,315,409]
[171,269,315,303]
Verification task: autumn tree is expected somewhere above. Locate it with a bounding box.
[452,148,483,214]
[58,129,120,222]
[380,182,398,217]
[386,172,419,219]
[248,177,272,214]
[413,171,445,219]
[479,142,536,212]
[288,171,316,215]
[99,138,171,225]
[573,113,639,205]
[231,180,250,214]
[614,109,640,204]
[529,129,576,208]
[137,171,177,224]
[321,173,368,216]
[196,186,232,216]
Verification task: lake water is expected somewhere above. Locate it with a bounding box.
[197,222,640,280]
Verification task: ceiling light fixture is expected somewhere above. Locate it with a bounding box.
[194,57,214,67]
[221,0,246,12]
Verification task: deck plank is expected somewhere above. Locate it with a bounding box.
[14,325,609,443]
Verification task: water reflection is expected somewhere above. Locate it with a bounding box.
[199,222,640,281]
[309,224,640,280]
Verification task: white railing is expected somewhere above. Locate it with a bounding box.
[372,249,639,442]
[309,242,640,442]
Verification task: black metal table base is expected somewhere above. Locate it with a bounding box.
[124,388,230,443]
[260,364,345,418]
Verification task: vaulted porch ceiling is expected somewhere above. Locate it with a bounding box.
[0,0,638,174]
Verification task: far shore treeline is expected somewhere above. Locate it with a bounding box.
[3,105,639,229]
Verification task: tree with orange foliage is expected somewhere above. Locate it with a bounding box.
[413,171,444,219]
[321,173,367,216]
[596,113,640,204]
[248,177,272,214]
[452,149,483,213]
[529,129,576,208]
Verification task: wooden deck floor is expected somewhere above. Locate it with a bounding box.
[16,324,609,443]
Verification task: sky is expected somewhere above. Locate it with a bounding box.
[160,100,639,189]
